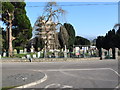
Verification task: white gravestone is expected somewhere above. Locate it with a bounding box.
[26,55,30,59]
[33,54,36,59]
[0,55,1,59]
[14,49,17,54]
[3,52,6,57]
[20,50,24,54]
[31,45,34,53]
[115,48,118,60]
[24,48,27,54]
[37,52,41,58]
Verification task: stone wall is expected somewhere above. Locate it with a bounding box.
[1,57,100,62]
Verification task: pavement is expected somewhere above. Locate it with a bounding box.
[2,59,120,90]
[2,69,45,88]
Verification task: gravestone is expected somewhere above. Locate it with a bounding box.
[109,48,112,57]
[33,54,37,59]
[0,54,1,59]
[64,45,67,58]
[20,50,24,54]
[24,48,27,54]
[26,55,30,59]
[64,52,67,58]
[13,49,17,54]
[22,57,26,59]
[75,47,80,56]
[3,52,6,57]
[101,48,105,59]
[37,52,41,58]
[115,48,118,60]
[31,45,34,53]
[54,52,58,58]
[64,45,67,52]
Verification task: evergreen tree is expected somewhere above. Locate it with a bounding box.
[2,2,14,56]
[58,25,69,49]
[96,36,104,57]
[2,1,32,55]
[33,37,45,52]
[11,2,32,52]
[115,27,120,49]
[74,36,90,45]
[64,23,76,51]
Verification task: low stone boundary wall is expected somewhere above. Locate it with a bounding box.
[1,57,100,62]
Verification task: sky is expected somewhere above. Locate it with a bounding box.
[0,0,119,40]
[25,1,118,39]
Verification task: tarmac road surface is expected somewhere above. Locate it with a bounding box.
[2,59,120,89]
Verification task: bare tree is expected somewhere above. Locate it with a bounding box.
[34,2,66,57]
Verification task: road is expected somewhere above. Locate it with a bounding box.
[2,59,120,89]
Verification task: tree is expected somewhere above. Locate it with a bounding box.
[2,2,32,56]
[107,29,116,59]
[1,28,7,51]
[74,36,90,45]
[34,2,65,54]
[58,25,69,49]
[64,23,76,51]
[2,2,14,57]
[0,27,3,55]
[96,36,104,57]
[33,37,45,52]
[115,27,120,49]
[11,2,32,51]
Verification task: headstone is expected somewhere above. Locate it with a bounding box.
[38,48,40,51]
[33,54,37,59]
[101,48,105,59]
[31,48,34,53]
[82,47,87,53]
[64,45,67,58]
[13,49,17,54]
[86,47,89,51]
[26,55,30,59]
[109,48,112,57]
[61,48,64,52]
[37,52,41,58]
[31,45,34,53]
[3,52,6,57]
[115,48,118,60]
[75,47,80,56]
[91,50,94,55]
[20,50,24,54]
[88,51,91,56]
[64,52,67,58]
[24,48,27,54]
[64,45,67,52]
[22,57,26,59]
[55,52,58,58]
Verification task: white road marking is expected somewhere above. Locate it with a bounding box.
[44,83,73,89]
[15,73,47,88]
[62,85,73,88]
[34,68,120,89]
[44,83,61,88]
[33,68,119,74]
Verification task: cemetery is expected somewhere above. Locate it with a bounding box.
[1,44,119,62]
[1,2,120,61]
